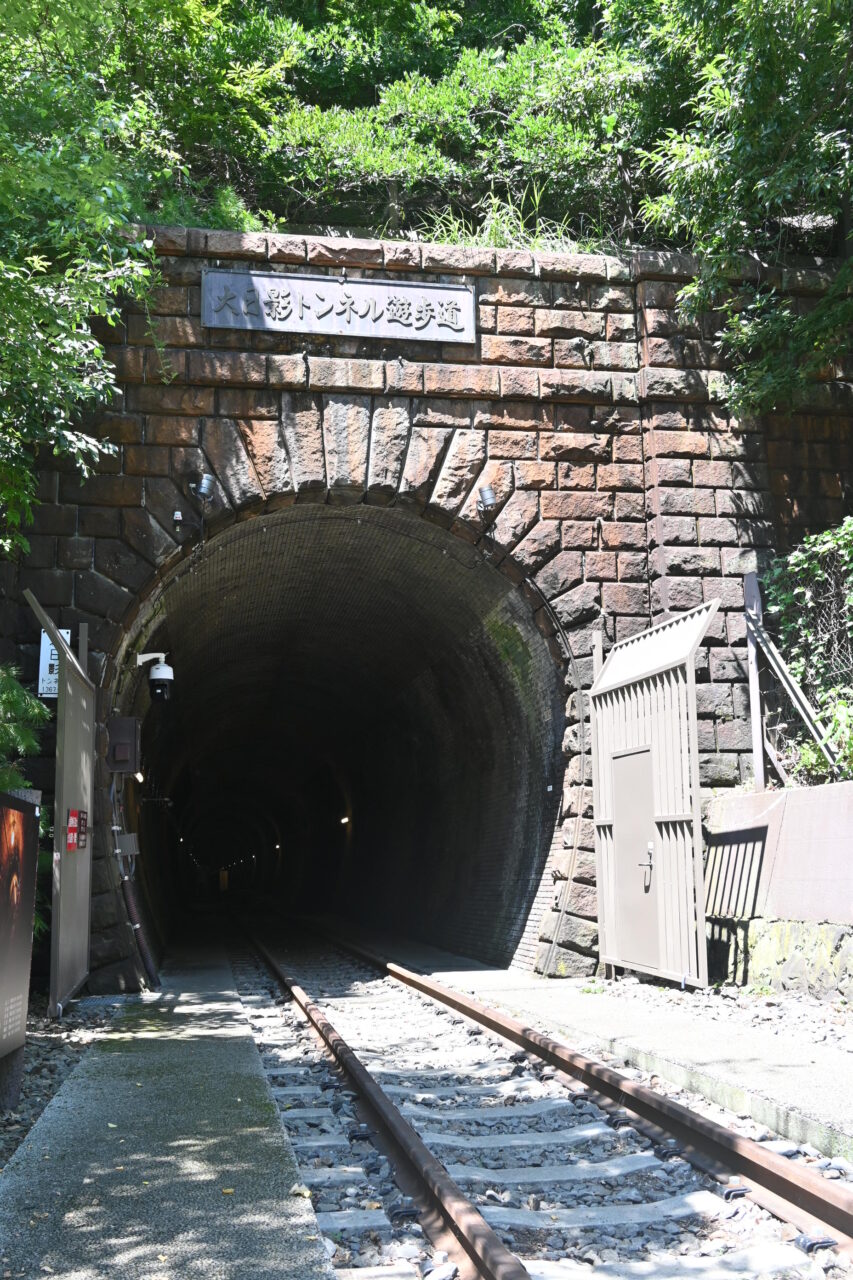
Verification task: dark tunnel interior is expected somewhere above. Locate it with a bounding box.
[122,505,567,967]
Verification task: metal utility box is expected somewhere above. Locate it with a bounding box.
[107,717,142,775]
[589,600,720,987]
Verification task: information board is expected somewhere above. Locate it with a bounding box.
[201,268,476,344]
[38,629,71,698]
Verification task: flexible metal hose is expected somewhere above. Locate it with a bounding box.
[522,577,590,977]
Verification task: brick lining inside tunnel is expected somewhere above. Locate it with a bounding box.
[119,505,566,967]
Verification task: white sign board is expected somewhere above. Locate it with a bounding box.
[38,629,71,698]
[201,269,476,344]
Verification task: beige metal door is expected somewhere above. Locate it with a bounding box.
[590,601,719,987]
[612,748,659,971]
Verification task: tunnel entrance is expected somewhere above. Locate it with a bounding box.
[120,505,567,967]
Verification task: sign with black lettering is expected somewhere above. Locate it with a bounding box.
[201,269,476,344]
[38,628,71,698]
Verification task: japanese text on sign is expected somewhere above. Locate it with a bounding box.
[65,809,88,852]
[201,270,476,344]
[38,629,71,699]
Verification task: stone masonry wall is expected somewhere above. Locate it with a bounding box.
[3,227,851,986]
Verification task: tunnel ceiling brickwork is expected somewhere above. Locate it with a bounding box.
[162,507,519,750]
[5,228,853,991]
[139,505,565,966]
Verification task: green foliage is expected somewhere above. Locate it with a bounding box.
[0,46,161,553]
[0,665,50,793]
[640,0,853,414]
[33,847,54,941]
[764,517,853,781]
[794,699,853,783]
[1,0,851,530]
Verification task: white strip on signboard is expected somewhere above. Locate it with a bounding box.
[38,630,71,698]
[201,269,476,344]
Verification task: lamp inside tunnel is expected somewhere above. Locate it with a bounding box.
[121,503,567,967]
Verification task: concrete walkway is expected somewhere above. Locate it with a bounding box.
[348,932,853,1162]
[0,945,333,1280]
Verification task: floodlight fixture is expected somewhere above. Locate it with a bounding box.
[190,473,215,504]
[477,485,498,519]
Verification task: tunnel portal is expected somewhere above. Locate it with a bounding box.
[125,505,567,965]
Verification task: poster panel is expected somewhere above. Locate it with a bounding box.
[0,795,39,1058]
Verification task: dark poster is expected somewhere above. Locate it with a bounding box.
[0,795,39,1059]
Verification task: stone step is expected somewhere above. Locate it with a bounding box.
[418,1122,613,1150]
[520,1243,809,1280]
[301,1165,368,1187]
[384,1082,548,1101]
[370,1065,516,1084]
[263,1052,315,1067]
[291,1134,353,1150]
[272,1084,333,1100]
[335,1268,419,1280]
[446,1152,660,1185]
[482,1190,724,1232]
[401,1098,577,1123]
[315,1209,391,1232]
[277,1106,342,1121]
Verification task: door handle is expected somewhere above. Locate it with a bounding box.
[637,840,654,869]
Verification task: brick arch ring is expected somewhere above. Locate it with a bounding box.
[95,465,590,982]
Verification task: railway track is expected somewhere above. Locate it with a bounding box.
[230,936,852,1280]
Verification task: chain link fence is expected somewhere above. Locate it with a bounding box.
[762,529,853,783]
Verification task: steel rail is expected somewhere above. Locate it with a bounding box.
[330,933,853,1250]
[250,935,530,1280]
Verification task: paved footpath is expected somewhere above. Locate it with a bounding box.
[347,932,853,1163]
[0,944,333,1280]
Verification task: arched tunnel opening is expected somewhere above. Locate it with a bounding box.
[118,505,567,968]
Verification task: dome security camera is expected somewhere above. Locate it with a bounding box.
[148,659,174,702]
[137,651,175,702]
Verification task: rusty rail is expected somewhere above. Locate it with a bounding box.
[251,935,530,1280]
[331,933,853,1250]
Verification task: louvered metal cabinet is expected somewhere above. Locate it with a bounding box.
[589,601,720,987]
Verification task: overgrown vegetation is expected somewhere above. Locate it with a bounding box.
[2,1,851,439]
[0,665,49,793]
[764,517,853,781]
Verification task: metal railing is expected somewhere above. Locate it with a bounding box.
[744,572,841,788]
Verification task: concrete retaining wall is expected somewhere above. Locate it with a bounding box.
[705,781,853,994]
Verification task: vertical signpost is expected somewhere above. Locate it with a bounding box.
[24,592,96,1017]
